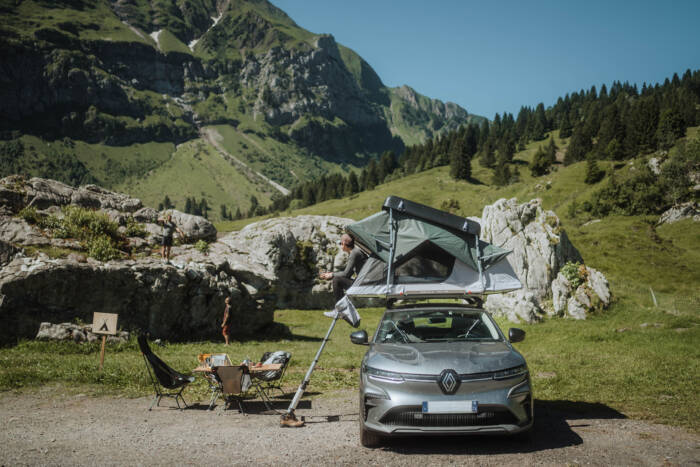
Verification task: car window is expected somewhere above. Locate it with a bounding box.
[375,309,500,343]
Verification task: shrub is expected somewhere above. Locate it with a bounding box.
[59,206,120,242]
[125,218,147,238]
[561,261,585,289]
[195,239,209,254]
[17,206,41,224]
[87,235,121,262]
[590,167,664,216]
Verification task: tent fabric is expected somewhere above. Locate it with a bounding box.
[326,295,361,327]
[346,255,522,297]
[346,211,510,271]
[344,198,522,298]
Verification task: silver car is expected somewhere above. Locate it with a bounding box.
[350,303,533,447]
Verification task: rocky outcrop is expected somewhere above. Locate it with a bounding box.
[0,253,271,344]
[480,198,609,323]
[0,176,216,244]
[0,176,143,213]
[36,322,130,344]
[219,215,352,309]
[551,266,611,319]
[0,175,355,342]
[658,201,699,224]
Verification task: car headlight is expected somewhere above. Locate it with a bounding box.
[364,365,405,382]
[492,364,528,380]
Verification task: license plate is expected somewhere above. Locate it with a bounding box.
[422,400,478,414]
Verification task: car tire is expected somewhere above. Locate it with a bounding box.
[359,420,382,448]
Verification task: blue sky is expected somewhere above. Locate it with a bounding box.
[270,0,700,119]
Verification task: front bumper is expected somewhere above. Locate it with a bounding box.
[360,371,533,436]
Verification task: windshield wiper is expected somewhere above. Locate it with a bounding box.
[460,320,480,340]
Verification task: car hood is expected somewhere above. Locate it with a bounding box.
[366,341,524,375]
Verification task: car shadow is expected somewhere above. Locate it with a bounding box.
[377,399,626,454]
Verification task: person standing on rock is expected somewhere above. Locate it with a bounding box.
[319,234,367,302]
[157,213,185,262]
[221,296,232,346]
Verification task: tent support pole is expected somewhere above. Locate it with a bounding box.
[385,208,397,296]
[283,313,340,422]
[475,238,485,292]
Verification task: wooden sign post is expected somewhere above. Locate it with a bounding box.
[92,312,118,371]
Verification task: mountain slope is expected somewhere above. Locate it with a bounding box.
[0,0,483,216]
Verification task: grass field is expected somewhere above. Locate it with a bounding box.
[0,301,697,431]
[2,128,698,433]
[117,138,274,215]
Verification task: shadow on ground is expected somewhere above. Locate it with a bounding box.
[376,399,626,454]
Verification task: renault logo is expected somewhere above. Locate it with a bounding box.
[438,369,460,395]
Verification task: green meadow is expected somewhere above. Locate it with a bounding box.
[1,128,698,433]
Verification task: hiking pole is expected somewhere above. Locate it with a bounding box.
[281,312,340,427]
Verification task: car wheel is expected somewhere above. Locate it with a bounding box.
[359,420,382,448]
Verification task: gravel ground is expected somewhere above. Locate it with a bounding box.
[0,388,698,466]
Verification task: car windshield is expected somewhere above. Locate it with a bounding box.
[374,308,501,344]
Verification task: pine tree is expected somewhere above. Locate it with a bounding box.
[559,112,573,138]
[449,140,471,181]
[344,171,359,196]
[546,136,558,163]
[185,197,193,214]
[479,143,496,168]
[199,199,209,219]
[529,146,552,176]
[491,163,512,186]
[564,123,592,165]
[584,157,605,184]
[656,108,684,149]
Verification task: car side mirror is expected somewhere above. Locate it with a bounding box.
[350,330,368,345]
[508,328,526,343]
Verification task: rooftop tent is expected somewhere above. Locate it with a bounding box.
[345,196,521,298]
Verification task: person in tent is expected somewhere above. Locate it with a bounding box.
[320,234,367,301]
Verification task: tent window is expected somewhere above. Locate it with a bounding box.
[393,241,455,284]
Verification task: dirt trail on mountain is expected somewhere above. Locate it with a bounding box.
[1,388,697,466]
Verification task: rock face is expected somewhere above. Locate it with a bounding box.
[551,267,611,320]
[0,176,217,245]
[481,198,609,323]
[0,254,271,344]
[658,202,699,224]
[219,215,352,309]
[0,176,354,343]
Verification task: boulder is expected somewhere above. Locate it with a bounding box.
[219,215,352,308]
[163,209,217,242]
[133,207,159,223]
[36,322,130,344]
[550,266,610,319]
[0,176,142,213]
[483,290,542,323]
[481,198,583,300]
[0,255,273,344]
[0,216,50,245]
[481,198,607,323]
[658,202,699,225]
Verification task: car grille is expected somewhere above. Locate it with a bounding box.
[380,406,518,427]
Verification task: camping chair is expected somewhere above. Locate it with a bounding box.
[207,365,251,412]
[138,335,195,411]
[251,351,292,409]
